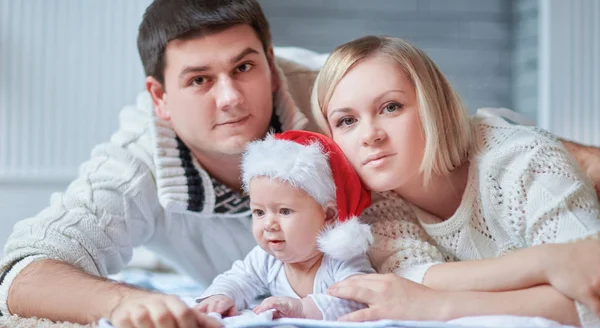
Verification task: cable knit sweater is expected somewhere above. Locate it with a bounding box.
[0,58,319,316]
[363,112,600,327]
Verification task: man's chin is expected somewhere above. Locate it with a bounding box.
[219,134,263,155]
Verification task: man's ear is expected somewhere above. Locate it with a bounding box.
[325,202,338,223]
[146,76,170,120]
[266,47,280,93]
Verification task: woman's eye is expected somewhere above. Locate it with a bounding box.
[383,102,403,113]
[336,117,357,128]
[236,63,253,73]
[280,208,292,215]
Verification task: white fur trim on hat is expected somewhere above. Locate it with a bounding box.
[317,216,373,261]
[242,135,336,206]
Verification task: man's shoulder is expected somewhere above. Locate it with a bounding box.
[86,92,157,176]
[274,51,323,133]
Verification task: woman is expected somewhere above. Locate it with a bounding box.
[311,36,600,327]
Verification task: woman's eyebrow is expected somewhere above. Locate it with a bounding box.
[328,107,352,119]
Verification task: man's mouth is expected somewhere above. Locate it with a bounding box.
[217,115,249,127]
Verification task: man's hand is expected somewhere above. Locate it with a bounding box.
[253,296,304,319]
[195,295,237,317]
[543,239,600,315]
[111,293,222,328]
[562,140,600,197]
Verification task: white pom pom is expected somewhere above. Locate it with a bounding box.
[317,216,373,261]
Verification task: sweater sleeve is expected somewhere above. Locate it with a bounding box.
[308,254,375,321]
[518,140,600,327]
[0,95,161,316]
[361,193,445,283]
[513,141,600,245]
[197,246,270,311]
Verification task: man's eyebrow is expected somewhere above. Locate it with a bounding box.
[178,47,261,80]
[230,47,260,64]
[179,65,209,79]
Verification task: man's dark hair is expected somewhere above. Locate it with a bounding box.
[137,0,272,85]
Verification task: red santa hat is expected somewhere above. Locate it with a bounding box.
[241,130,373,261]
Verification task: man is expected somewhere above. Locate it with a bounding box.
[1,1,599,327]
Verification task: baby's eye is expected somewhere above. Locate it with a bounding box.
[280,208,292,216]
[252,209,265,217]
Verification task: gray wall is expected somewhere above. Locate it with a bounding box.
[259,0,515,113]
[512,0,539,120]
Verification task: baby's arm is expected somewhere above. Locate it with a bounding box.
[308,253,374,320]
[196,246,270,313]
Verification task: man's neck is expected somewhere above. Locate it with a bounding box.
[191,149,243,192]
[395,162,470,220]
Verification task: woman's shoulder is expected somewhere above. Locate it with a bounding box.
[471,109,562,161]
[361,191,419,224]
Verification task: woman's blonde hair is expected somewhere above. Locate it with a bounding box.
[311,36,472,184]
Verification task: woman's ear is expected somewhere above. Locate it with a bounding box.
[325,202,338,223]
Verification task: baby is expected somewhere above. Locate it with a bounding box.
[195,130,375,320]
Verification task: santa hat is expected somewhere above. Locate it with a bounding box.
[241,130,373,261]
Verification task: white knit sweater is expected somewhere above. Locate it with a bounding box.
[0,58,318,316]
[363,112,600,327]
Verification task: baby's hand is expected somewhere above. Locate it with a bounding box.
[253,296,304,318]
[195,295,238,317]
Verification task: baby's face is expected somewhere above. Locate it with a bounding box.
[249,177,327,263]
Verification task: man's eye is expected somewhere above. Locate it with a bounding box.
[191,76,206,86]
[236,63,253,73]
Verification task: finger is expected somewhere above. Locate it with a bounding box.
[585,290,600,316]
[194,310,224,328]
[111,312,135,328]
[129,305,153,328]
[206,301,222,314]
[166,298,197,328]
[327,285,379,305]
[253,302,272,314]
[147,302,177,328]
[268,301,290,315]
[330,274,386,291]
[195,302,209,313]
[330,274,380,289]
[338,308,384,322]
[212,301,234,316]
[225,306,238,317]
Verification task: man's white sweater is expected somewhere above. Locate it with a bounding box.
[0,58,319,316]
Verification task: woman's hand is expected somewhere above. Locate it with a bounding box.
[253,296,304,319]
[543,239,600,314]
[327,273,448,322]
